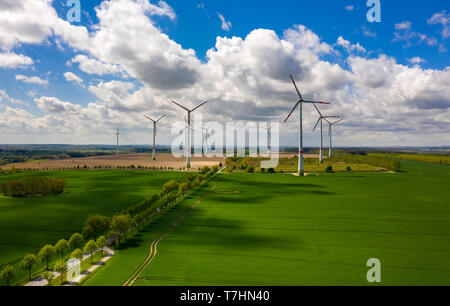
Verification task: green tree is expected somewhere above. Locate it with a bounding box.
[53,260,66,285]
[200,166,211,175]
[0,265,15,286]
[70,249,83,261]
[161,180,179,195]
[41,271,53,286]
[82,224,95,240]
[96,236,108,255]
[55,239,69,260]
[20,254,37,280]
[83,240,98,263]
[84,215,110,239]
[38,244,56,270]
[69,233,83,249]
[178,182,191,195]
[110,214,132,244]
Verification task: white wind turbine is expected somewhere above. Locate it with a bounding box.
[324,118,343,158]
[284,74,330,176]
[201,127,212,156]
[171,100,208,169]
[265,124,273,156]
[144,114,166,160]
[115,127,120,158]
[312,104,339,163]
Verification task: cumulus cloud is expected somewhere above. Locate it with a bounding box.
[15,74,48,85]
[70,55,124,76]
[217,12,232,31]
[336,36,366,53]
[63,72,83,84]
[0,52,33,68]
[34,96,82,113]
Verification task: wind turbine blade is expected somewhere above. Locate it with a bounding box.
[289,74,303,100]
[171,100,190,111]
[302,100,331,104]
[283,101,300,123]
[144,115,155,122]
[332,119,343,124]
[312,103,323,117]
[191,100,208,112]
[156,114,166,122]
[323,116,340,119]
[313,117,321,132]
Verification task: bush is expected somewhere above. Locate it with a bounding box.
[325,165,333,173]
[267,168,275,173]
[346,166,352,172]
[200,166,211,175]
[1,176,66,198]
[247,166,255,173]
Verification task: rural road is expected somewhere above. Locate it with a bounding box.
[24,247,114,286]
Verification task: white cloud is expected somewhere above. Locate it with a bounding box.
[217,12,232,31]
[336,36,366,53]
[362,26,376,38]
[407,57,426,65]
[0,89,26,105]
[345,5,354,12]
[395,21,412,30]
[428,10,450,38]
[70,54,124,76]
[15,74,48,85]
[393,21,438,47]
[63,71,83,84]
[0,52,33,68]
[34,96,82,113]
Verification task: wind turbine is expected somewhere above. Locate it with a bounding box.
[144,114,166,160]
[283,74,330,176]
[265,124,273,156]
[201,127,212,156]
[324,118,343,158]
[171,100,208,168]
[115,127,120,158]
[312,104,339,163]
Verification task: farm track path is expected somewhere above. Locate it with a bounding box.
[122,184,216,286]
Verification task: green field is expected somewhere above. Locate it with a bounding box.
[0,170,187,267]
[85,161,450,286]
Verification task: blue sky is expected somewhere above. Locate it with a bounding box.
[0,0,449,146]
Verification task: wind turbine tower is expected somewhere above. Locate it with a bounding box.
[115,127,120,158]
[171,100,208,169]
[144,114,166,160]
[284,74,330,176]
[312,104,339,164]
[325,118,343,158]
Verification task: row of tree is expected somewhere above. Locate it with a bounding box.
[1,176,66,198]
[0,233,108,285]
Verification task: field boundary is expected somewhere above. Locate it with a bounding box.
[122,184,216,287]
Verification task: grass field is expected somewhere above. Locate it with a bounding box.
[85,160,450,286]
[0,170,187,267]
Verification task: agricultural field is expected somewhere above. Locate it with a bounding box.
[84,160,450,286]
[0,153,222,171]
[0,170,187,267]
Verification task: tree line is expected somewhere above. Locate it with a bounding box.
[1,176,66,198]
